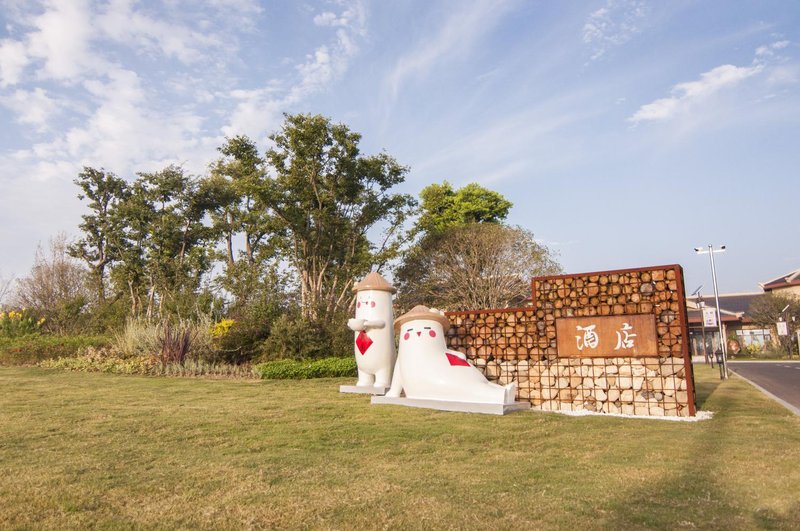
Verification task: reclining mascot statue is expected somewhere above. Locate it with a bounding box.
[386,305,517,406]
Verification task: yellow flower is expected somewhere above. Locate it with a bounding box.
[210,319,235,339]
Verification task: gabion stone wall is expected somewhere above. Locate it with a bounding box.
[445,265,697,417]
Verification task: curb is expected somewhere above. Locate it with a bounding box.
[728,369,800,417]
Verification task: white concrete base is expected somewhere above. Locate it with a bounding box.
[340,384,389,395]
[371,395,531,415]
[556,409,714,422]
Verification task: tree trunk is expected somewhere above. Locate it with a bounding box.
[95,264,106,304]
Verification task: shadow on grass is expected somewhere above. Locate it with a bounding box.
[693,371,722,410]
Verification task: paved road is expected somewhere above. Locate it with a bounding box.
[728,361,800,415]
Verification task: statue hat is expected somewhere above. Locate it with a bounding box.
[352,272,396,293]
[394,305,451,331]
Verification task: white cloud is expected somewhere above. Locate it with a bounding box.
[0,87,59,130]
[0,0,371,277]
[223,0,367,139]
[314,12,343,27]
[756,39,792,57]
[385,0,513,101]
[583,0,647,61]
[221,87,284,140]
[0,39,29,86]
[26,0,98,81]
[628,64,763,123]
[205,0,264,31]
[97,0,221,64]
[314,2,366,32]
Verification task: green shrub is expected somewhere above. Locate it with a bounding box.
[259,312,351,362]
[0,335,111,365]
[113,318,161,358]
[113,316,216,363]
[759,346,791,359]
[253,357,356,379]
[260,314,328,361]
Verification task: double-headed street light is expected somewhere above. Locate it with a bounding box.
[694,245,728,379]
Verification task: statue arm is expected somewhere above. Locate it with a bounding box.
[347,318,366,331]
[363,319,386,329]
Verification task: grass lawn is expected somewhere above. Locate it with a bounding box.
[1,365,798,529]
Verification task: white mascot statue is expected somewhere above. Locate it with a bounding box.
[373,305,526,414]
[339,272,396,395]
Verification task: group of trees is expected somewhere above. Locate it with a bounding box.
[5,113,560,361]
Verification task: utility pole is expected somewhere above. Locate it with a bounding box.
[695,245,728,379]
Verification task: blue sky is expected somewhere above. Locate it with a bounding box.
[0,0,798,298]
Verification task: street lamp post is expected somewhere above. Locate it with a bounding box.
[695,244,728,379]
[691,285,710,365]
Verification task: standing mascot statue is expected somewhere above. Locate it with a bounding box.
[339,272,396,394]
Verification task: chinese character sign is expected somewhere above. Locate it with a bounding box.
[556,315,658,357]
[576,325,599,351]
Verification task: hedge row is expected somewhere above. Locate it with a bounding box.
[254,357,356,379]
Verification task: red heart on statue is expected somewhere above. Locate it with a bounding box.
[356,331,373,355]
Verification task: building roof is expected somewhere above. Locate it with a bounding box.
[760,268,800,291]
[686,292,763,325]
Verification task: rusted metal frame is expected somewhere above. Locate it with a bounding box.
[532,263,683,283]
[444,307,535,317]
[673,264,697,416]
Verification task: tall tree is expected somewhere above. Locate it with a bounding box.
[414,181,513,236]
[396,223,560,310]
[68,167,130,303]
[397,180,527,308]
[201,136,278,307]
[262,113,415,320]
[15,234,92,333]
[204,135,273,267]
[113,166,211,319]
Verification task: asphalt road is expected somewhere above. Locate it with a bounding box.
[728,361,800,415]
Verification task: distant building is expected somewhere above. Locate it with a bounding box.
[686,293,771,358]
[760,268,800,299]
[686,267,800,357]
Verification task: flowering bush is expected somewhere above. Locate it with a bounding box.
[210,319,235,340]
[744,343,763,356]
[0,309,44,338]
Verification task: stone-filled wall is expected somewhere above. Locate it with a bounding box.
[445,265,697,417]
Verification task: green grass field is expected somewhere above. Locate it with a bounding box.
[1,365,798,529]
